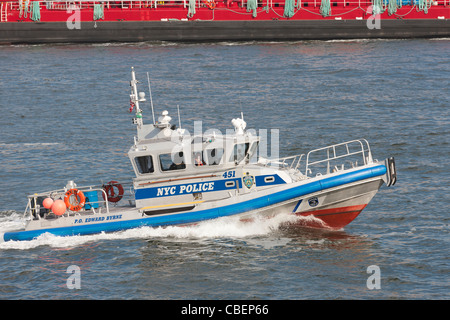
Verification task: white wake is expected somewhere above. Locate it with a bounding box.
[0,211,322,250]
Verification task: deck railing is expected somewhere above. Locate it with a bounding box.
[259,154,305,172]
[23,180,134,220]
[258,139,374,178]
[305,139,373,177]
[25,186,111,219]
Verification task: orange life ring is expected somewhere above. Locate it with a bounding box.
[64,189,86,212]
[102,181,124,203]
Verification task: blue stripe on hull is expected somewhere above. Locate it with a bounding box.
[135,178,242,200]
[3,165,386,242]
[255,174,286,187]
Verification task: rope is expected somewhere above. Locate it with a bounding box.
[388,0,398,15]
[196,1,425,21]
[31,1,40,21]
[187,0,196,18]
[246,0,257,18]
[284,0,301,18]
[320,0,331,17]
[93,3,104,20]
[19,0,29,18]
[372,0,386,14]
[393,4,416,17]
[416,0,431,13]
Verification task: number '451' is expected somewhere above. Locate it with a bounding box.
[222,171,235,178]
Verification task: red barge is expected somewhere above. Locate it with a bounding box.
[0,0,448,44]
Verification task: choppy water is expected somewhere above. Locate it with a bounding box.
[0,39,449,300]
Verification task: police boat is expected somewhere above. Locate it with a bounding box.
[1,68,397,242]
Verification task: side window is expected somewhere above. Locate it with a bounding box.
[205,148,224,166]
[160,152,186,171]
[193,151,206,167]
[248,142,258,162]
[229,143,249,163]
[135,155,154,174]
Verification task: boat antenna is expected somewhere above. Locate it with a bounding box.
[147,72,156,124]
[130,67,142,116]
[238,92,244,121]
[177,104,182,129]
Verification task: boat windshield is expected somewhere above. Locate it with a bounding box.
[135,155,154,174]
[230,143,250,163]
[204,148,224,166]
[159,152,186,171]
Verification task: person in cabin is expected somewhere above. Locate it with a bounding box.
[195,152,205,166]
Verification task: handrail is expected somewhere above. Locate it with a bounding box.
[259,139,374,178]
[305,139,373,177]
[0,2,7,22]
[23,184,134,218]
[259,153,305,171]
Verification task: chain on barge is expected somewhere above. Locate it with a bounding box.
[0,67,397,242]
[0,0,448,43]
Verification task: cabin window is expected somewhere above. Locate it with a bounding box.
[159,152,186,171]
[193,151,206,166]
[248,142,259,162]
[205,148,224,166]
[230,143,250,163]
[135,155,154,174]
